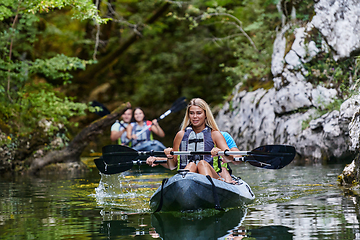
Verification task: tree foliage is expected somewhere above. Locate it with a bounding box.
[0,0,106,148]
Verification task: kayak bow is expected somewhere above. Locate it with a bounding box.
[150,171,255,212]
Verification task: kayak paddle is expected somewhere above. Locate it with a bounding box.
[94,144,296,174]
[158,96,187,121]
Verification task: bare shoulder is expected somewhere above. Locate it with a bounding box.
[173,130,185,147]
[211,130,227,148]
[211,130,223,139]
[175,130,185,140]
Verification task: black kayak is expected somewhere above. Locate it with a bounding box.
[149,171,255,212]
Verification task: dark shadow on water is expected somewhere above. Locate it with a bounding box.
[150,207,295,239]
[245,225,294,240]
[99,219,136,237]
[97,207,295,239]
[151,207,246,239]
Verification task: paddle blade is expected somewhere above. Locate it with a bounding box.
[170,97,187,112]
[94,157,134,175]
[246,145,296,169]
[94,157,166,175]
[102,145,140,165]
[158,97,187,120]
[171,96,186,107]
[102,144,137,154]
[91,100,111,117]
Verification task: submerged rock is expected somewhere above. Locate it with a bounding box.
[338,160,357,186]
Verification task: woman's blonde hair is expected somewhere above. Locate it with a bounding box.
[180,98,220,131]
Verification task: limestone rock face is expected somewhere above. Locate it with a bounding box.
[312,0,360,60]
[216,82,353,161]
[345,95,360,150]
[216,0,360,163]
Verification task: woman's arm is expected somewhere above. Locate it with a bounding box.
[126,124,134,140]
[150,119,165,137]
[164,130,184,170]
[212,131,234,163]
[110,128,126,141]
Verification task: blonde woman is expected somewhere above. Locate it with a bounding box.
[147,98,234,181]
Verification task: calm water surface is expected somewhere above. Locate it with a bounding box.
[0,160,359,240]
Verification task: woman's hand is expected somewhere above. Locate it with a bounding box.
[164,147,173,158]
[146,156,158,167]
[151,119,165,137]
[211,147,221,157]
[211,147,233,163]
[152,119,159,126]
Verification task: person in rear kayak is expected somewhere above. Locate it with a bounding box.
[147,98,235,182]
[126,107,166,151]
[110,107,133,145]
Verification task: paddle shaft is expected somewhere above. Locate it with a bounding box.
[133,159,167,165]
[104,150,294,157]
[149,155,272,167]
[137,155,271,167]
[174,150,294,156]
[103,159,167,167]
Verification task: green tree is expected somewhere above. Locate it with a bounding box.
[0,0,107,154]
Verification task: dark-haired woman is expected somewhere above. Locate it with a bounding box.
[126,107,166,151]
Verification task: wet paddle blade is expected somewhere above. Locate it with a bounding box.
[102,145,165,165]
[94,157,134,175]
[102,144,138,154]
[94,157,167,175]
[102,145,139,165]
[246,145,296,169]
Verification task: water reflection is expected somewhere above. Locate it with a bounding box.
[98,209,162,238]
[97,207,249,239]
[245,226,293,240]
[97,207,296,240]
[151,208,246,239]
[99,210,137,237]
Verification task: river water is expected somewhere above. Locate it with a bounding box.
[0,159,359,239]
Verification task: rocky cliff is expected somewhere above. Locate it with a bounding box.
[216,0,360,172]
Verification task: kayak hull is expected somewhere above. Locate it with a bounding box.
[149,172,255,212]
